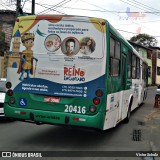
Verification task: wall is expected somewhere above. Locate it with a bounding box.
[0,56,4,77]
[156,49,160,84]
[0,10,15,44]
[138,48,152,85]
[152,50,156,85]
[0,10,16,77]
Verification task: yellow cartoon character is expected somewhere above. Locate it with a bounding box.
[17,33,38,81]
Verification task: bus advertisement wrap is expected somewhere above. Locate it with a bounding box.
[8,16,106,98]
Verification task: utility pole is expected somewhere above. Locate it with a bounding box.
[32,0,35,15]
[16,0,21,17]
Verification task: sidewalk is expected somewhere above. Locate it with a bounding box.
[143,86,160,160]
[147,85,157,90]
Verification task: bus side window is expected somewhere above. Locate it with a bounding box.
[132,53,136,79]
[128,51,132,79]
[109,57,113,75]
[109,36,120,76]
[136,57,140,79]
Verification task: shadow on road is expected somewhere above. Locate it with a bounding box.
[18,121,122,151]
[0,117,16,123]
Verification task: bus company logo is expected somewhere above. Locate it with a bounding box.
[64,64,85,81]
[119,7,146,20]
[2,152,11,157]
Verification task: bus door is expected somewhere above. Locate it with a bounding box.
[122,54,127,89]
[139,62,143,103]
[119,53,127,121]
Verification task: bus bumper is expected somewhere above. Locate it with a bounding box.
[4,103,104,130]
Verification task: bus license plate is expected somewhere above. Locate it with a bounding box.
[44,96,60,103]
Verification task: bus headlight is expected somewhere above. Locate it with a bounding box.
[89,105,96,113]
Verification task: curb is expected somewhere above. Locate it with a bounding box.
[147,86,157,90]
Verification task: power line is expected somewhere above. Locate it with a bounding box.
[35,0,70,15]
[40,0,70,14]
[117,29,160,37]
[54,0,79,15]
[119,0,160,17]
[117,29,138,34]
[48,6,160,14]
[115,19,160,27]
[0,0,15,10]
[116,0,160,37]
[77,0,160,39]
[22,0,27,9]
[128,0,160,13]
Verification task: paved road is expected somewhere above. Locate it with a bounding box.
[0,86,160,160]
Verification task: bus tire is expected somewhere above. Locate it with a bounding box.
[124,98,132,123]
[143,91,147,100]
[124,107,131,123]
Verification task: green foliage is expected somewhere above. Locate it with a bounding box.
[130,34,158,47]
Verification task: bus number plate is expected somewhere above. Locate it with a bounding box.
[44,97,60,103]
[64,105,86,114]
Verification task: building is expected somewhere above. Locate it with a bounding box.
[0,10,16,46]
[0,56,4,77]
[150,47,160,85]
[0,10,31,78]
[0,10,16,77]
[128,41,153,85]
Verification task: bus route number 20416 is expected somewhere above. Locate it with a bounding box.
[64,105,86,114]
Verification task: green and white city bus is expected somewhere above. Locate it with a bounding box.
[4,15,148,130]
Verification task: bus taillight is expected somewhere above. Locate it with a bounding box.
[95,89,103,97]
[93,97,100,105]
[7,89,13,96]
[6,81,12,89]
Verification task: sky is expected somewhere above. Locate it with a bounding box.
[1,0,160,46]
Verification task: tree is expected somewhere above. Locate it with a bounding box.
[130,34,158,47]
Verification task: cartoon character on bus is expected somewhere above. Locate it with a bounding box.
[17,33,38,81]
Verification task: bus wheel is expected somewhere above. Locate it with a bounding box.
[144,91,147,100]
[124,107,131,123]
[124,97,133,123]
